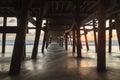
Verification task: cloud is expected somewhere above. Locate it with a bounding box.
[0,18,3,24]
[8,19,15,23]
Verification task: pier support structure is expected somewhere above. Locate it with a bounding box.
[46,34,50,49]
[108,19,112,53]
[97,0,106,71]
[32,16,43,59]
[72,27,76,53]
[75,0,82,58]
[42,28,47,53]
[93,19,98,53]
[9,0,32,75]
[2,17,7,54]
[65,33,68,50]
[83,26,89,51]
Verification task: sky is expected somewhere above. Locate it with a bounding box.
[0,17,118,41]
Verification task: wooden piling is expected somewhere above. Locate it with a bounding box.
[108,19,112,53]
[32,17,42,59]
[76,24,82,58]
[72,27,76,53]
[75,0,82,58]
[61,38,63,48]
[59,38,62,47]
[42,29,47,53]
[9,12,29,75]
[46,34,50,49]
[83,26,89,51]
[2,17,7,54]
[93,19,98,52]
[65,33,68,50]
[97,0,106,71]
[9,0,32,75]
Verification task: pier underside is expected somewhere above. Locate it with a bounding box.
[0,0,120,78]
[0,43,120,80]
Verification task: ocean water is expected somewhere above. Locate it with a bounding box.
[0,40,43,54]
[0,40,119,53]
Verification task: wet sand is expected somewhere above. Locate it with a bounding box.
[0,43,120,80]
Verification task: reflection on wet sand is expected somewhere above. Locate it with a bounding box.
[0,43,120,80]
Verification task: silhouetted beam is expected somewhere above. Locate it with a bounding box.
[9,12,29,75]
[9,0,32,75]
[65,33,68,50]
[107,10,120,18]
[2,17,7,53]
[65,24,74,33]
[60,38,63,47]
[76,24,82,58]
[47,23,70,26]
[0,27,18,33]
[82,11,98,25]
[28,14,36,26]
[108,19,112,53]
[47,0,72,1]
[97,0,106,71]
[75,0,82,58]
[27,27,36,29]
[32,17,42,59]
[93,19,98,53]
[46,34,50,49]
[43,16,74,19]
[82,8,120,25]
[72,27,75,53]
[42,29,47,53]
[83,26,89,51]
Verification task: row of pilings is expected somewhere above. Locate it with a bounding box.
[0,0,120,75]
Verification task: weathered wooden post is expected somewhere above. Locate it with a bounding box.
[46,34,50,49]
[75,0,82,58]
[2,17,7,54]
[93,19,98,53]
[61,38,63,48]
[65,33,68,50]
[9,0,32,75]
[108,19,112,53]
[83,26,89,51]
[97,0,106,71]
[59,38,62,47]
[42,28,47,53]
[76,24,82,58]
[32,1,45,59]
[31,16,43,59]
[72,27,76,53]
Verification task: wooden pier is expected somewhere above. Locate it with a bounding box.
[0,0,120,78]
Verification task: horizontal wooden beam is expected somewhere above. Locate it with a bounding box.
[0,27,33,33]
[0,27,18,33]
